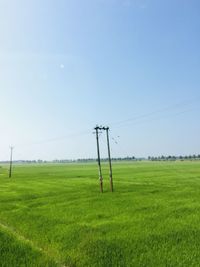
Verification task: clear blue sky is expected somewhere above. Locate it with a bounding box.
[1,0,200,160]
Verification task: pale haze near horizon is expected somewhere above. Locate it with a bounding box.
[1,0,200,161]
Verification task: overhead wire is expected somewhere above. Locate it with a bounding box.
[15,129,91,148]
[113,107,197,129]
[109,96,200,129]
[10,97,200,155]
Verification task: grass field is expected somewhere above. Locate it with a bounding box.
[0,161,200,267]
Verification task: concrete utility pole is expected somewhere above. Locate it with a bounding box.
[94,126,103,193]
[94,125,114,192]
[9,146,14,178]
[104,127,114,192]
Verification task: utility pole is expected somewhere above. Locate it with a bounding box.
[9,146,14,178]
[104,127,114,192]
[94,125,114,193]
[94,126,103,193]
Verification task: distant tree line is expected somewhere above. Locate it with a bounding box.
[148,155,200,161]
[1,155,200,164]
[0,156,138,164]
[53,156,138,163]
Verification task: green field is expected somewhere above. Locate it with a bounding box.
[0,161,200,266]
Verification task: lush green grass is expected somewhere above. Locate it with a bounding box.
[1,161,200,266]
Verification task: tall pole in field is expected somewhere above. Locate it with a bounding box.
[9,146,14,178]
[95,126,103,193]
[105,127,114,192]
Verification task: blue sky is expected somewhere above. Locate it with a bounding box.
[0,0,200,160]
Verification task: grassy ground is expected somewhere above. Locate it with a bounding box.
[0,161,200,266]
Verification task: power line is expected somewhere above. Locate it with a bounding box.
[113,107,196,129]
[7,97,200,159]
[109,97,200,128]
[15,130,91,148]
[9,106,198,155]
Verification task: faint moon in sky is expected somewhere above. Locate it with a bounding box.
[60,64,65,69]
